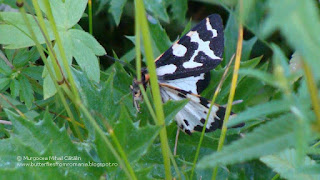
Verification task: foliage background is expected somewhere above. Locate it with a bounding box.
[0,0,319,179]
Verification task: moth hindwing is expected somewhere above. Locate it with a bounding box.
[132,14,237,134]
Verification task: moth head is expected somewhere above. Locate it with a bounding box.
[130,68,149,111]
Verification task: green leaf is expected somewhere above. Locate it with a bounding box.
[42,32,73,99]
[114,105,160,162]
[126,35,161,60]
[9,79,20,97]
[120,47,136,63]
[163,99,188,125]
[43,29,105,98]
[0,94,39,120]
[169,0,187,22]
[262,0,320,79]
[260,149,320,180]
[22,66,44,81]
[149,18,172,53]
[70,31,101,82]
[239,69,277,87]
[10,47,40,68]
[0,77,10,92]
[69,29,106,56]
[96,105,160,176]
[19,76,33,109]
[181,19,192,36]
[109,0,128,25]
[74,63,133,137]
[0,50,12,75]
[0,109,104,178]
[224,13,257,64]
[38,0,87,29]
[198,114,297,169]
[298,164,320,175]
[144,0,169,23]
[0,12,55,49]
[227,99,291,127]
[202,56,262,102]
[1,4,105,99]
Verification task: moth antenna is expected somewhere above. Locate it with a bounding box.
[104,54,136,74]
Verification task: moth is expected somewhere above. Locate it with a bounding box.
[131,14,239,135]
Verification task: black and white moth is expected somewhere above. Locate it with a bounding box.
[131,14,238,135]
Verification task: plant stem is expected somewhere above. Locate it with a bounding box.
[134,0,172,178]
[30,0,83,140]
[301,61,320,131]
[212,1,243,178]
[88,0,93,34]
[190,55,235,179]
[78,103,137,180]
[42,0,80,101]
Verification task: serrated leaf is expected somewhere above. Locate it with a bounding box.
[43,29,105,98]
[0,138,70,179]
[198,114,297,168]
[22,66,44,81]
[11,47,40,68]
[1,109,104,178]
[227,99,291,127]
[114,105,160,162]
[96,105,160,175]
[260,149,320,180]
[0,51,12,75]
[0,94,39,120]
[74,63,133,137]
[0,77,10,92]
[19,76,33,109]
[138,121,242,179]
[9,79,19,97]
[109,0,127,25]
[71,32,100,82]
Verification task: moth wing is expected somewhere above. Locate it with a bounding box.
[156,14,224,81]
[160,84,228,134]
[158,72,210,94]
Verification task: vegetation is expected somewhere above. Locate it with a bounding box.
[0,0,319,179]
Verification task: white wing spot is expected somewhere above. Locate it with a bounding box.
[156,64,177,76]
[172,43,187,57]
[183,61,203,68]
[183,31,220,69]
[206,18,218,38]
